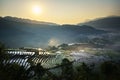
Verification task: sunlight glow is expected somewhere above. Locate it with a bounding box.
[48,38,59,46]
[32,5,42,15]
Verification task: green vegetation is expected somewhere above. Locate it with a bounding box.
[0,63,27,80]
[0,43,120,80]
[100,61,120,80]
[45,46,58,53]
[0,42,9,64]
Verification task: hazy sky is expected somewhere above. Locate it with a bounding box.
[0,0,120,24]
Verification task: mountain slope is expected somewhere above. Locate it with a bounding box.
[0,16,107,48]
[1,16,58,26]
[78,16,120,32]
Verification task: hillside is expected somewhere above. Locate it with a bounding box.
[78,16,120,32]
[0,16,107,48]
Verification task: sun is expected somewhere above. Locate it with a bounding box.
[32,5,42,15]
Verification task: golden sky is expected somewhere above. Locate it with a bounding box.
[0,0,120,24]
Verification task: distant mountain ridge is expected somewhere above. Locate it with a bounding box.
[78,16,120,32]
[0,16,58,26]
[0,16,107,48]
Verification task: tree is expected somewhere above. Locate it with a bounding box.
[61,58,73,80]
[46,46,58,53]
[75,62,93,80]
[0,63,28,80]
[101,61,120,80]
[0,42,9,64]
[23,63,47,80]
[58,43,69,50]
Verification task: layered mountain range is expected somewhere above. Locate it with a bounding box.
[0,16,119,48]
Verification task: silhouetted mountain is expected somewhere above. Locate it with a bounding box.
[2,16,58,26]
[0,16,106,48]
[78,16,120,32]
